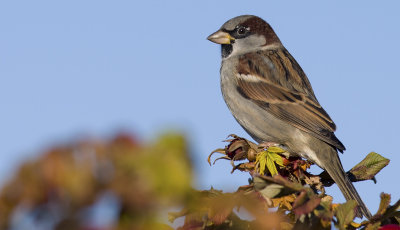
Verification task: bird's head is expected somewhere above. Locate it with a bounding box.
[207,15,281,58]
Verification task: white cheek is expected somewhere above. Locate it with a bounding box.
[230,34,266,56]
[246,34,267,47]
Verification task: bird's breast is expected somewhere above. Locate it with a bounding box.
[219,58,294,144]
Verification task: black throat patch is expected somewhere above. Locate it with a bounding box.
[221,44,233,58]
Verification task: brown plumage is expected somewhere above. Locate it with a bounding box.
[236,49,345,152]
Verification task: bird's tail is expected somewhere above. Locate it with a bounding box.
[324,148,372,219]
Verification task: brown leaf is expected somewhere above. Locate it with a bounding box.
[292,191,321,217]
[207,194,236,225]
[377,193,392,216]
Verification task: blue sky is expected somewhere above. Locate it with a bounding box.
[1,1,399,215]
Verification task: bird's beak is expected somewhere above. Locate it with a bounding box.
[207,30,234,44]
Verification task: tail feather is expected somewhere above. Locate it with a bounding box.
[324,149,372,219]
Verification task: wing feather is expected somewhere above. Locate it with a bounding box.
[236,49,345,151]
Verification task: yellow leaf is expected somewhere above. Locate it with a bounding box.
[269,152,284,167]
[267,146,286,153]
[256,150,284,176]
[266,155,278,176]
[256,151,268,174]
[272,194,296,210]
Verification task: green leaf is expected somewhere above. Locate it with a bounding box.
[269,152,284,167]
[266,154,278,176]
[256,148,284,176]
[256,151,268,175]
[253,176,297,199]
[335,200,357,230]
[350,152,389,181]
[267,146,286,154]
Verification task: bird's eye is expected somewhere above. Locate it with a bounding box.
[237,26,247,35]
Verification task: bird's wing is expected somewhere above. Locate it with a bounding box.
[235,48,345,151]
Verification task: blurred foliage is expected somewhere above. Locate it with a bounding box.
[0,133,398,230]
[0,133,191,230]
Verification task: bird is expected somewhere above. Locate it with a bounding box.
[207,15,371,219]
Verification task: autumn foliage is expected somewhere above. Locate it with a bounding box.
[0,133,398,230]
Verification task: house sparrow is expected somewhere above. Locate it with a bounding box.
[207,15,371,219]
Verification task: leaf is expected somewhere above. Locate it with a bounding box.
[266,154,278,176]
[269,151,284,167]
[207,193,236,225]
[377,193,391,216]
[272,194,296,210]
[314,197,334,228]
[253,175,302,199]
[292,191,321,217]
[267,146,286,154]
[138,134,192,203]
[257,151,268,175]
[254,176,286,199]
[378,198,400,224]
[350,152,389,181]
[335,200,357,230]
[256,149,284,176]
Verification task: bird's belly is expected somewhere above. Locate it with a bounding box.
[221,74,322,165]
